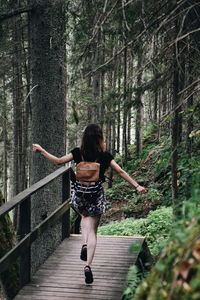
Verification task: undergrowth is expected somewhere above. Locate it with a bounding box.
[123,176,200,300]
[100,131,200,300]
[98,206,173,256]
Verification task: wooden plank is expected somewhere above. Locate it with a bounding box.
[35,270,129,279]
[17,289,122,298]
[39,260,133,267]
[14,235,145,300]
[31,275,126,285]
[39,262,132,270]
[14,294,119,300]
[30,280,125,290]
[21,285,122,296]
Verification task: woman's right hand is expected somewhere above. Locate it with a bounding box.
[136,185,147,194]
[32,144,44,153]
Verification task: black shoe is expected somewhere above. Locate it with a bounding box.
[80,244,87,261]
[84,265,93,284]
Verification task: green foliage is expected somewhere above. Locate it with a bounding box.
[105,180,131,203]
[124,158,141,174]
[133,217,200,300]
[123,265,145,300]
[98,206,173,256]
[189,129,200,138]
[70,208,78,227]
[128,180,200,300]
[154,142,171,175]
[137,207,173,256]
[143,124,158,140]
[124,188,163,210]
[177,150,200,201]
[98,217,146,237]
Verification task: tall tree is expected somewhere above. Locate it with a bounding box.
[135,47,144,156]
[122,45,128,160]
[30,0,67,274]
[12,7,27,231]
[1,78,8,201]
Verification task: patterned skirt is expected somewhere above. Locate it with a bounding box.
[71,185,106,217]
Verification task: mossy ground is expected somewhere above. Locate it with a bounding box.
[0,190,19,299]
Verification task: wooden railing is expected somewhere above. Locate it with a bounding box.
[0,166,71,291]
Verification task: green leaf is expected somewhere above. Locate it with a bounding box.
[129,243,142,253]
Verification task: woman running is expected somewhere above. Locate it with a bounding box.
[32,123,147,284]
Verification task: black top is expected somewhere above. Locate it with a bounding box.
[71,147,114,181]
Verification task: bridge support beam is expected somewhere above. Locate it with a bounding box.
[62,171,70,239]
[18,196,31,287]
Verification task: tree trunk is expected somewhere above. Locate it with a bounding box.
[186,59,194,155]
[12,13,25,197]
[171,21,181,211]
[22,12,32,188]
[171,64,179,208]
[92,28,102,122]
[153,35,158,123]
[122,45,128,160]
[127,109,131,146]
[135,49,144,156]
[2,77,8,202]
[12,11,26,233]
[117,74,121,153]
[100,29,105,128]
[157,88,161,142]
[30,0,66,274]
[127,54,134,146]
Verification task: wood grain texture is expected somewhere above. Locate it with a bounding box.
[14,234,145,300]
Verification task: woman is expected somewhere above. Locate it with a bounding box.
[32,124,147,284]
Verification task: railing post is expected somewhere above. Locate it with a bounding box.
[18,196,31,287]
[62,170,71,239]
[74,214,81,234]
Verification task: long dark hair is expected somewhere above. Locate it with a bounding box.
[80,124,105,161]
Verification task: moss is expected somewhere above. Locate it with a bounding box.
[0,190,20,299]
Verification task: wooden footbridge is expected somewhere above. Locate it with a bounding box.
[0,166,151,300]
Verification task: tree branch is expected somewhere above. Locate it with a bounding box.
[0,6,33,22]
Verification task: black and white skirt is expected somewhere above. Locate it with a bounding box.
[71,182,106,217]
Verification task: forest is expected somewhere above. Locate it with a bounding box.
[0,0,200,299]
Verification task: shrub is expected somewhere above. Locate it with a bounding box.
[98,206,173,256]
[128,176,200,300]
[133,217,200,300]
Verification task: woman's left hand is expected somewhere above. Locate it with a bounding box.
[136,185,147,194]
[32,144,44,153]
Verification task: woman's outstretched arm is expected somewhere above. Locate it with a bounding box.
[32,144,73,164]
[110,159,147,194]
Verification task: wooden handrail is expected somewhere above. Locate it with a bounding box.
[0,166,70,218]
[0,198,71,274]
[0,166,72,291]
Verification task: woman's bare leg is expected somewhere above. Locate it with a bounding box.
[81,215,88,245]
[81,215,100,266]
